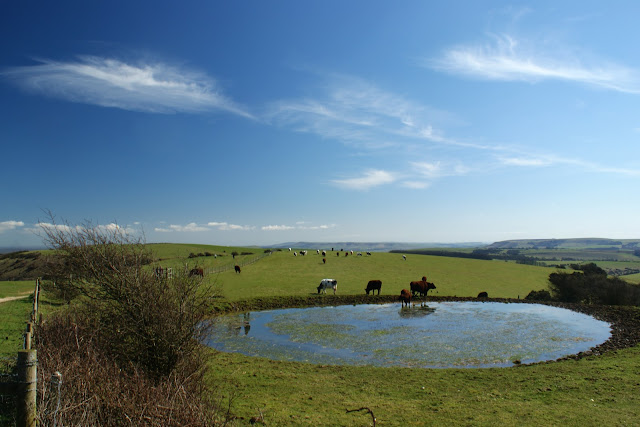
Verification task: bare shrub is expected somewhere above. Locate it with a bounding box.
[35,213,229,422]
[35,311,233,426]
[38,214,217,379]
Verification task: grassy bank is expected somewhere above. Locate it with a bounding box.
[207,345,640,425]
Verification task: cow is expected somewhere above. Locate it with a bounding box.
[477,291,488,298]
[322,250,326,257]
[322,258,326,264]
[365,279,382,295]
[402,255,407,260]
[400,289,412,307]
[234,265,241,274]
[410,278,436,298]
[189,268,204,277]
[317,279,337,295]
[366,252,372,256]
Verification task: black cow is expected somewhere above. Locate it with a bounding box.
[234,265,241,274]
[365,280,382,295]
[477,291,488,298]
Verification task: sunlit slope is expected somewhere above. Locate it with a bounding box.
[214,250,554,300]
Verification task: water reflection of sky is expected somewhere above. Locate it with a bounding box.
[205,302,611,368]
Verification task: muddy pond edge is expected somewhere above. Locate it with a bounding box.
[209,295,640,366]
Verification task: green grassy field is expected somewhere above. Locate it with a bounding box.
[201,248,640,425]
[206,249,554,301]
[2,244,639,424]
[0,280,35,299]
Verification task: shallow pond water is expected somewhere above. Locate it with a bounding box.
[205,302,611,368]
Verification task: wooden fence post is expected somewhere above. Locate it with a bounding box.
[16,349,37,427]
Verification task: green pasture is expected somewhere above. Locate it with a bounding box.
[210,250,555,301]
[3,244,640,424]
[208,345,640,426]
[204,249,640,425]
[147,243,265,272]
[0,280,35,299]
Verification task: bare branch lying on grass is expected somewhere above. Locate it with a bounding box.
[346,406,377,426]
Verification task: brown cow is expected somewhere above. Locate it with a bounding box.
[234,265,241,274]
[410,279,436,297]
[189,268,204,277]
[365,279,382,295]
[400,289,412,307]
[322,258,326,264]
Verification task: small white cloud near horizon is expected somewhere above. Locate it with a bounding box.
[208,221,253,231]
[0,220,25,233]
[262,225,296,231]
[429,34,640,94]
[2,56,254,117]
[155,223,209,233]
[331,169,396,190]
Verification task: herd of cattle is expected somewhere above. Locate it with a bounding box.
[317,276,438,307]
[190,249,489,305]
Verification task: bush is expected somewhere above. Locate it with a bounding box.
[524,289,552,301]
[548,263,640,306]
[39,215,219,378]
[35,311,233,426]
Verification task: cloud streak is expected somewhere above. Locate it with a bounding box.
[330,169,397,190]
[2,56,253,116]
[0,220,25,233]
[429,34,640,94]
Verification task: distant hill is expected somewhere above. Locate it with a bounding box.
[485,238,640,250]
[268,241,486,252]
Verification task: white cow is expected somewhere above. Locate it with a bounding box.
[317,279,338,295]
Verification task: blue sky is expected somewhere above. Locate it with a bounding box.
[2,1,640,248]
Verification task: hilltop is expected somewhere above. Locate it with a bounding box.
[486,238,640,250]
[269,241,485,252]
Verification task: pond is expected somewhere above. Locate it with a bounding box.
[205,302,611,368]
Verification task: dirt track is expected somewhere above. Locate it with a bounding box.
[0,293,31,304]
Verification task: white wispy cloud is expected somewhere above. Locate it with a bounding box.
[155,223,209,233]
[499,156,552,167]
[262,225,296,231]
[429,34,640,93]
[208,221,254,231]
[267,75,459,151]
[0,220,25,233]
[330,169,396,190]
[261,222,335,231]
[2,56,254,116]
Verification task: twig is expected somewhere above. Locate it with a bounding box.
[346,407,376,426]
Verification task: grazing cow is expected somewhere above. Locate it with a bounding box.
[322,250,326,257]
[317,279,338,294]
[234,265,241,274]
[477,291,488,298]
[402,255,407,261]
[322,258,326,264]
[189,268,204,277]
[365,279,382,295]
[366,251,372,256]
[400,289,412,307]
[410,279,436,297]
[345,252,348,257]
[337,252,340,257]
